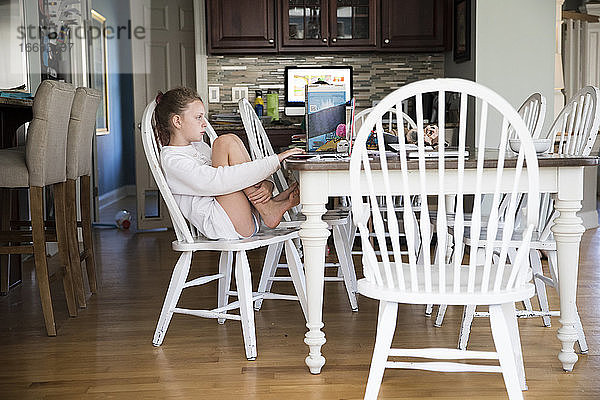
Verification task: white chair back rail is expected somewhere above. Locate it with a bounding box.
[516,92,546,139]
[350,78,540,299]
[546,86,600,156]
[353,106,417,140]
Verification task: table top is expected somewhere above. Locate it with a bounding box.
[286,151,600,171]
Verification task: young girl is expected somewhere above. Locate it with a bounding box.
[154,87,303,240]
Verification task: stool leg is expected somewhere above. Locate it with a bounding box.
[53,182,77,317]
[66,179,86,308]
[79,176,97,293]
[30,186,56,336]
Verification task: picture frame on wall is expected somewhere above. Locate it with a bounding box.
[453,0,471,63]
[89,9,109,135]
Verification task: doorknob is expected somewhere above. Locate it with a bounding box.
[137,123,141,130]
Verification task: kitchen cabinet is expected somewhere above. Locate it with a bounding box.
[207,0,277,54]
[207,0,447,54]
[380,0,445,51]
[279,0,377,51]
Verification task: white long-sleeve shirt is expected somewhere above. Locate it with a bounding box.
[160,141,280,239]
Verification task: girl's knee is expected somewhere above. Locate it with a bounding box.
[214,133,241,148]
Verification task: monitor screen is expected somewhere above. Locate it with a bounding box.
[284,66,353,108]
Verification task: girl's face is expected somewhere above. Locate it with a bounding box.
[171,100,207,145]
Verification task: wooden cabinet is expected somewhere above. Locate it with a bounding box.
[206,0,447,54]
[279,0,377,51]
[380,0,445,51]
[207,0,277,54]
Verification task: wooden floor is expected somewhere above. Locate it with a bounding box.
[1,205,599,399]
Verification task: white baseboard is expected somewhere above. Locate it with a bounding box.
[98,185,136,209]
[579,209,599,230]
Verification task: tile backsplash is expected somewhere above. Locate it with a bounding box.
[206,53,444,119]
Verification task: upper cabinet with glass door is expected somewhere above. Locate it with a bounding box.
[279,0,376,51]
[329,0,376,48]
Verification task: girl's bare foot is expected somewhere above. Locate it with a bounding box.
[273,181,298,202]
[255,187,300,228]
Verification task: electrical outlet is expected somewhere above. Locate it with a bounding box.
[208,86,219,103]
[231,86,248,103]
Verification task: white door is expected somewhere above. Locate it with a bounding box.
[131,0,196,229]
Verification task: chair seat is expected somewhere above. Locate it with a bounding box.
[172,226,300,252]
[357,262,535,306]
[278,209,350,228]
[0,147,28,188]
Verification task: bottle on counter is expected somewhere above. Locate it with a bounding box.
[266,89,279,120]
[254,90,264,117]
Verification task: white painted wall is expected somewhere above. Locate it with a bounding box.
[475,0,556,148]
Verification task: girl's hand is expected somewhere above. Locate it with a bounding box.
[248,180,273,205]
[277,147,305,162]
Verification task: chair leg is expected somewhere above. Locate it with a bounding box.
[574,308,588,354]
[500,302,527,391]
[66,179,86,308]
[434,304,448,327]
[235,250,257,360]
[458,304,476,350]
[424,304,434,317]
[489,304,524,400]
[529,249,551,327]
[53,182,77,317]
[284,239,307,319]
[332,225,358,311]
[79,175,98,294]
[153,251,193,346]
[364,301,398,400]
[30,186,56,336]
[217,251,233,324]
[254,242,283,311]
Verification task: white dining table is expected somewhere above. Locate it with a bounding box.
[286,152,599,374]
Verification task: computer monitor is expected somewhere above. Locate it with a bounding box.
[284,66,353,116]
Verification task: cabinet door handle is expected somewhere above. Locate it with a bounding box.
[384,39,390,44]
[322,38,327,42]
[268,39,274,44]
[331,38,337,43]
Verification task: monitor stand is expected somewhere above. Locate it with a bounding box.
[285,106,305,116]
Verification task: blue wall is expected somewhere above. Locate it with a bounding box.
[92,0,135,196]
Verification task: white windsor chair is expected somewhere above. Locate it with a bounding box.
[141,100,308,360]
[454,86,599,352]
[351,78,540,400]
[238,98,359,311]
[431,92,547,324]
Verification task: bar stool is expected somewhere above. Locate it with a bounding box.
[64,87,102,308]
[0,80,77,336]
